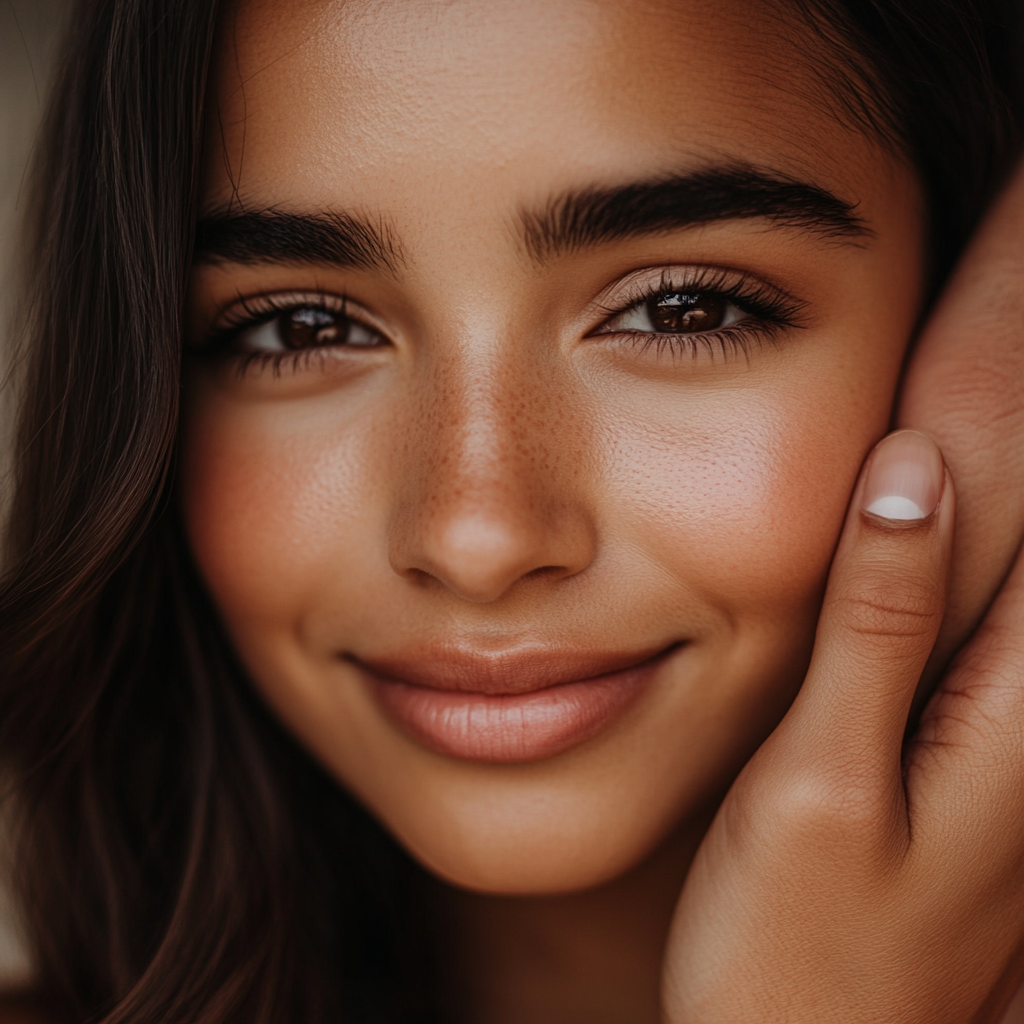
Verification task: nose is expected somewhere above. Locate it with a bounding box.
[388,355,596,604]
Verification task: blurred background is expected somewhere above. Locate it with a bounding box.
[1,0,70,990]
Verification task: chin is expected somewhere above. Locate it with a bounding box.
[355,745,698,895]
[399,806,676,895]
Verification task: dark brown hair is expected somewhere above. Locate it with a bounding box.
[0,1,1020,1021]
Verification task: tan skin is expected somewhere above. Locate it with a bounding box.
[6,0,1024,1021]
[185,0,922,900]
[181,0,1024,1020]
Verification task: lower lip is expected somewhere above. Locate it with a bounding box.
[366,657,667,763]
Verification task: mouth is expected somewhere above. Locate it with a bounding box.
[350,643,680,763]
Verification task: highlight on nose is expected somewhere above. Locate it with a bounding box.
[390,498,595,604]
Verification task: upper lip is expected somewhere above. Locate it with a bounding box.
[347,643,679,696]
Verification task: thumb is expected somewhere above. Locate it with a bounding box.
[778,429,954,786]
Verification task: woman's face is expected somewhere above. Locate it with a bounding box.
[182,0,924,893]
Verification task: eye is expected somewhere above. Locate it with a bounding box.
[603,290,746,335]
[237,304,385,353]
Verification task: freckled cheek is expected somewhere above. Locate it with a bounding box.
[178,399,382,638]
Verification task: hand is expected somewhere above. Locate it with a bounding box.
[899,160,1024,674]
[664,429,1024,1023]
[662,160,1024,1023]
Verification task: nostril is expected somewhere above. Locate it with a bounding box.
[402,566,440,589]
[522,564,571,582]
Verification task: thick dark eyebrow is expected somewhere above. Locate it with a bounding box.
[193,210,402,272]
[520,166,870,261]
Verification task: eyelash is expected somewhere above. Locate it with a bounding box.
[200,293,362,376]
[592,267,806,360]
[200,268,805,374]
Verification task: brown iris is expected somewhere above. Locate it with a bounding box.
[278,307,341,349]
[646,292,727,333]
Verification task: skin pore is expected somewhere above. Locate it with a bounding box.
[180,0,924,1020]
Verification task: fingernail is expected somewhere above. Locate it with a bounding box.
[861,430,943,522]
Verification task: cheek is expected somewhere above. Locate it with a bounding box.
[179,388,378,638]
[599,371,895,631]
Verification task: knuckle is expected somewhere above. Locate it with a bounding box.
[917,640,1024,764]
[751,766,890,847]
[934,352,1024,421]
[955,625,1024,689]
[835,573,941,644]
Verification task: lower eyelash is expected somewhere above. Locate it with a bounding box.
[620,319,788,363]
[233,346,336,378]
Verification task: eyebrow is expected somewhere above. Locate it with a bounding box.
[519,165,870,261]
[193,167,866,272]
[193,209,402,272]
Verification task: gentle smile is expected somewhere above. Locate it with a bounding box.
[350,645,681,763]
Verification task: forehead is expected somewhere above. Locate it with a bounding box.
[207,0,891,221]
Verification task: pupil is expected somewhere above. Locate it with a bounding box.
[646,292,726,333]
[279,307,340,349]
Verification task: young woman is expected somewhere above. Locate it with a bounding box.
[3,0,1024,1021]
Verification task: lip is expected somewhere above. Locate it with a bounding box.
[351,644,678,763]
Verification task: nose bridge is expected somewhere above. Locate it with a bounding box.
[389,333,594,602]
[434,347,539,507]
